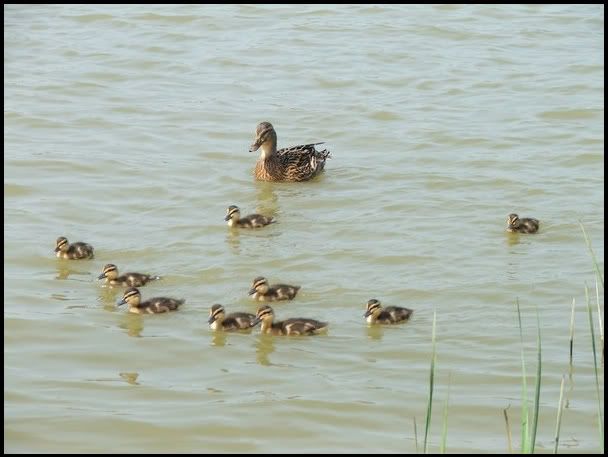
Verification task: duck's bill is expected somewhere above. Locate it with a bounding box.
[248,288,256,295]
[249,141,261,152]
[97,273,106,280]
[208,316,216,324]
[116,300,126,307]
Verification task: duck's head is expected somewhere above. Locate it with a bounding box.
[507,213,520,231]
[364,299,383,318]
[249,121,277,152]
[98,263,118,280]
[249,276,270,295]
[208,304,226,325]
[251,304,274,327]
[117,287,141,308]
[54,236,69,253]
[225,205,241,222]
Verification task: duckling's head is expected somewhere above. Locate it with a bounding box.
[249,276,270,295]
[364,299,383,318]
[251,304,275,327]
[225,205,241,222]
[507,213,520,231]
[117,287,141,308]
[55,236,69,253]
[208,304,225,325]
[98,263,118,280]
[249,121,277,153]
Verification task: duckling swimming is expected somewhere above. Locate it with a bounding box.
[54,236,94,260]
[248,276,301,301]
[251,305,328,336]
[98,264,161,287]
[208,304,256,331]
[117,287,184,314]
[225,205,276,228]
[506,213,540,234]
[364,299,413,325]
[250,121,331,182]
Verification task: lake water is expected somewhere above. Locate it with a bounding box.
[4,4,604,453]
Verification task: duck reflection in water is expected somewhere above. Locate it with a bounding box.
[255,333,276,366]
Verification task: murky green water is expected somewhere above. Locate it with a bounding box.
[4,4,604,453]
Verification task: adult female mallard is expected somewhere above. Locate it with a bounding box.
[249,121,330,182]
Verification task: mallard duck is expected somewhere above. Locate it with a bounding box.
[54,236,94,259]
[506,213,540,234]
[248,276,301,301]
[117,287,184,314]
[249,121,331,182]
[224,205,276,228]
[97,263,161,287]
[208,304,256,331]
[364,299,413,325]
[251,305,328,335]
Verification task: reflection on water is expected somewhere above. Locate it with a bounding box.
[97,286,121,311]
[118,313,144,338]
[210,330,227,347]
[254,181,280,217]
[505,232,521,247]
[365,324,385,341]
[255,333,276,366]
[224,230,241,255]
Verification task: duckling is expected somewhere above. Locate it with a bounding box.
[250,121,331,182]
[364,299,413,325]
[251,305,328,336]
[224,205,276,228]
[248,276,301,302]
[208,304,256,331]
[98,263,161,287]
[506,213,540,234]
[54,236,94,259]
[117,287,184,314]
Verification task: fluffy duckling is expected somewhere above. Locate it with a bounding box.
[506,213,540,234]
[224,205,276,228]
[248,276,301,301]
[54,236,94,259]
[208,304,256,331]
[98,264,161,287]
[251,305,328,336]
[250,121,331,182]
[117,287,184,314]
[364,299,413,325]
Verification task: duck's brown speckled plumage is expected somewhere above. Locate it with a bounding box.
[224,205,275,228]
[208,304,256,331]
[117,287,184,314]
[54,236,94,260]
[364,299,413,325]
[248,276,301,302]
[251,305,328,336]
[506,213,540,234]
[98,263,160,287]
[250,122,330,182]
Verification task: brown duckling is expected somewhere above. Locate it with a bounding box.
[208,304,256,331]
[364,299,413,325]
[117,287,184,314]
[506,213,540,234]
[250,121,331,182]
[251,305,328,336]
[224,205,276,228]
[248,276,301,302]
[54,236,94,259]
[98,263,161,287]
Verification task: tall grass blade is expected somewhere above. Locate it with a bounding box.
[423,311,437,454]
[516,299,530,453]
[595,278,604,365]
[503,405,513,454]
[585,283,604,453]
[579,221,604,288]
[569,298,576,368]
[530,306,542,453]
[553,375,566,454]
[414,417,419,454]
[439,372,451,454]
